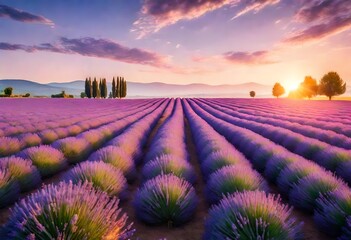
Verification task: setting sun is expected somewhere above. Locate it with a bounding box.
[286,82,300,92]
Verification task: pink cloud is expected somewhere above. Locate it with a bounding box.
[223,50,277,64]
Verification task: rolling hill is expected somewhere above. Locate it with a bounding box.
[0,79,273,98]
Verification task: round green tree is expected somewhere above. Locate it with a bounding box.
[319,72,346,100]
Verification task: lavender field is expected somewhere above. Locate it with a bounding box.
[0,98,351,240]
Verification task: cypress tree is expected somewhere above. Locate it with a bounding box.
[116,77,120,99]
[112,77,116,98]
[119,77,123,99]
[99,79,103,98]
[84,78,89,98]
[103,78,107,98]
[89,77,92,98]
[123,78,127,98]
[97,78,101,98]
[92,77,98,98]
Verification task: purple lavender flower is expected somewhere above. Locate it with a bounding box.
[19,133,42,148]
[134,174,198,226]
[0,169,20,208]
[39,129,59,144]
[205,165,269,205]
[52,137,91,163]
[0,137,21,157]
[142,154,196,184]
[314,188,351,237]
[289,172,345,212]
[204,191,303,239]
[88,146,135,180]
[0,157,41,191]
[1,181,134,239]
[64,161,127,197]
[18,146,67,177]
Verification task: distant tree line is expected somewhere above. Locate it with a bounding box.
[84,77,126,99]
[270,71,346,100]
[51,91,73,98]
[0,87,30,98]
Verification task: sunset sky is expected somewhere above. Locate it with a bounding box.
[0,0,350,89]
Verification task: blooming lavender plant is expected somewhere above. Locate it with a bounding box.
[19,133,42,148]
[64,161,127,197]
[52,137,91,163]
[264,154,297,183]
[39,129,59,144]
[277,161,322,196]
[134,174,198,226]
[205,165,269,205]
[0,169,20,208]
[204,191,303,240]
[88,146,135,179]
[0,157,41,191]
[0,137,21,157]
[141,154,196,184]
[289,172,345,212]
[314,188,351,237]
[1,181,134,239]
[18,146,67,177]
[201,150,249,179]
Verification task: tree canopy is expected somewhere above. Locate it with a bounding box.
[319,72,346,100]
[272,83,285,98]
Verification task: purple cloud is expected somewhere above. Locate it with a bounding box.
[132,0,280,38]
[0,4,54,25]
[284,16,351,44]
[0,37,167,67]
[223,50,277,64]
[285,0,351,44]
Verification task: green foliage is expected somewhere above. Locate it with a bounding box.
[272,83,285,98]
[319,72,346,100]
[51,91,74,98]
[4,87,13,96]
[112,77,116,98]
[80,92,87,98]
[249,91,255,98]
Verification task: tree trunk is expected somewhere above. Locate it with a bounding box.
[329,96,332,101]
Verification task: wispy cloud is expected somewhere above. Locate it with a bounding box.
[231,0,280,20]
[0,4,54,26]
[284,0,351,44]
[0,37,167,67]
[132,0,279,38]
[223,50,278,64]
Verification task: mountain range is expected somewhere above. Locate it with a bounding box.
[0,79,274,98]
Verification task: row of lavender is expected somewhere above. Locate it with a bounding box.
[183,100,303,239]
[195,99,351,185]
[0,99,165,208]
[189,99,351,239]
[0,99,172,239]
[134,98,199,226]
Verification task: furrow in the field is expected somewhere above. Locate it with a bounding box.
[200,99,351,149]
[194,99,351,185]
[187,99,351,239]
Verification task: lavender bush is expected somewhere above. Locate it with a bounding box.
[134,174,198,226]
[1,181,134,239]
[52,137,91,163]
[0,137,21,157]
[64,161,127,197]
[18,146,67,177]
[0,169,20,208]
[204,191,303,240]
[0,157,41,191]
[205,165,268,205]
